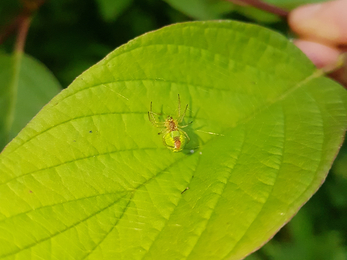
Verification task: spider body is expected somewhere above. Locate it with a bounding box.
[164,128,187,151]
[148,95,191,152]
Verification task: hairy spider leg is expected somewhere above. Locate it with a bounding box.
[180,129,190,143]
[149,114,165,127]
[148,102,165,127]
[157,126,169,136]
[177,94,188,124]
[149,112,165,127]
[177,94,181,118]
[176,95,191,143]
[178,104,189,123]
[178,120,192,129]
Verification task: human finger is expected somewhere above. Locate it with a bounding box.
[289,0,347,45]
[293,39,342,68]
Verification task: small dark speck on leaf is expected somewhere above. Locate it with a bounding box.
[89,130,93,133]
[29,190,33,193]
[181,187,189,194]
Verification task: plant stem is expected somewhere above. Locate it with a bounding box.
[14,16,31,53]
[0,0,45,45]
[1,13,32,149]
[226,0,289,18]
[0,16,22,45]
[325,52,347,88]
[4,17,31,148]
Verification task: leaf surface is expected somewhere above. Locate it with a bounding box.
[0,21,346,260]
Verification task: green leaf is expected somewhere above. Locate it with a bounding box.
[0,52,61,149]
[0,53,15,149]
[0,21,346,259]
[95,0,133,22]
[10,54,62,139]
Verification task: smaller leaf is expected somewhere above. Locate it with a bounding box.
[0,53,14,149]
[0,52,61,149]
[95,0,133,22]
[10,54,61,139]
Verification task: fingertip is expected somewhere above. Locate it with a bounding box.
[288,3,321,30]
[289,0,347,45]
[293,39,342,68]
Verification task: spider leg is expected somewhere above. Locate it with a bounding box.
[177,94,190,124]
[148,111,155,124]
[179,120,193,128]
[152,122,166,128]
[178,104,188,123]
[177,94,181,119]
[148,102,156,125]
[157,127,168,135]
[149,102,162,117]
[149,111,163,127]
[182,130,190,143]
[151,120,166,128]
[148,102,166,128]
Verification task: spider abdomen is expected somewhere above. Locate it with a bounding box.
[164,130,186,152]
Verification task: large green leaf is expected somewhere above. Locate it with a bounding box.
[0,21,346,259]
[0,52,61,149]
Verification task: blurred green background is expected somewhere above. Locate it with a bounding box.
[0,0,346,259]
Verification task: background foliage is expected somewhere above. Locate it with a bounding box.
[0,0,346,259]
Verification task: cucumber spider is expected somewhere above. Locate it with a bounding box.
[148,95,191,152]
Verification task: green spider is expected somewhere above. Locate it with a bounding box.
[148,95,191,152]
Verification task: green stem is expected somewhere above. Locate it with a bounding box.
[14,16,31,53]
[322,52,347,74]
[1,17,31,150]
